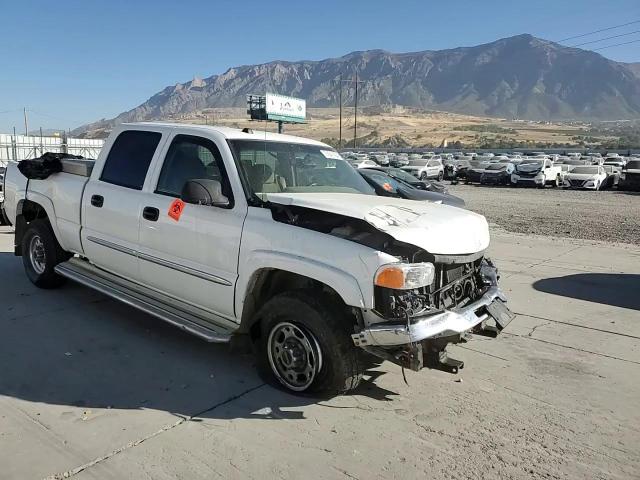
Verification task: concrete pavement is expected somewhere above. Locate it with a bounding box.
[0,225,638,479]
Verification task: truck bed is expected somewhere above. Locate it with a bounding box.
[3,158,94,254]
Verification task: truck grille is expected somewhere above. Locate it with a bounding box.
[517,171,539,178]
[374,258,484,319]
[431,260,483,310]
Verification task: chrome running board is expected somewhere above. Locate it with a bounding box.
[55,258,233,343]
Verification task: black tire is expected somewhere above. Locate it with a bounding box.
[438,171,444,182]
[21,219,70,288]
[255,290,363,395]
[419,172,427,181]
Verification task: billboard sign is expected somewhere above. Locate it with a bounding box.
[265,93,306,123]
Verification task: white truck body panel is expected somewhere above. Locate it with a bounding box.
[264,192,490,255]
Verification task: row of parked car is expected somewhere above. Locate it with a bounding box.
[343,151,640,191]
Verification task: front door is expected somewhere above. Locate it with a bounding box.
[81,129,164,282]
[136,134,246,322]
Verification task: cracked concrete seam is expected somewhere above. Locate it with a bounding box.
[43,383,266,480]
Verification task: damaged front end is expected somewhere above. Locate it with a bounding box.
[352,255,515,374]
[266,196,513,375]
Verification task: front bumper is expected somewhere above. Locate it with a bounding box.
[352,286,513,347]
[564,180,597,189]
[512,174,544,185]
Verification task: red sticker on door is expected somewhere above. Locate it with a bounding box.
[168,199,185,221]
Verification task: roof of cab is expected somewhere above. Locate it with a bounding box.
[120,122,330,147]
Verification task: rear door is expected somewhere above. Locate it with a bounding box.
[136,133,246,321]
[81,129,164,282]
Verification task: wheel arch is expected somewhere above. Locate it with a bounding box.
[14,197,60,256]
[237,262,365,339]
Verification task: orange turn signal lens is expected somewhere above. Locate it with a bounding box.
[374,267,405,289]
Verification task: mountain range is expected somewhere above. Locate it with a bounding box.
[74,34,640,135]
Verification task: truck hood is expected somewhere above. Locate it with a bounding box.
[265,192,490,255]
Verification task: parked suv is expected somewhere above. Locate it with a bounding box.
[402,158,444,181]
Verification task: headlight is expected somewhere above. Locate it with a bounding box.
[374,263,435,290]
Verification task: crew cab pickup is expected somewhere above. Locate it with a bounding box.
[3,123,514,394]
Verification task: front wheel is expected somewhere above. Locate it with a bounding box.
[21,219,70,288]
[256,291,364,395]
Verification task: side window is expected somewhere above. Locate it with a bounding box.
[156,135,233,204]
[100,130,162,190]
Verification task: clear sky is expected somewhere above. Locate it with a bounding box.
[1,0,639,132]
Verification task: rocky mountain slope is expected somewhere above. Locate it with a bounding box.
[74,34,640,135]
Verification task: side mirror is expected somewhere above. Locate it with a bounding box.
[181,179,230,208]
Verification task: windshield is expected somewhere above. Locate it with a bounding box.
[229,140,374,197]
[570,166,599,174]
[406,159,428,167]
[386,167,419,183]
[359,169,403,193]
[626,160,640,169]
[519,160,543,168]
[486,164,507,171]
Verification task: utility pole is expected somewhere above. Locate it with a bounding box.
[354,73,358,149]
[338,73,364,148]
[339,73,343,149]
[23,107,29,136]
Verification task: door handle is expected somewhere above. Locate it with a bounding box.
[142,206,159,222]
[91,195,104,207]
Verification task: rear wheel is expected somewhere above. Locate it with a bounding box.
[438,171,444,182]
[21,219,70,288]
[255,290,364,395]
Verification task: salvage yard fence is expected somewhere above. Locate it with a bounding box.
[0,133,104,167]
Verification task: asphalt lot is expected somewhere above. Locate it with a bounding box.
[1,225,639,480]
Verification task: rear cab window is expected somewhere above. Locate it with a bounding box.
[100,130,162,190]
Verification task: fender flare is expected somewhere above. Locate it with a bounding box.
[235,250,366,322]
[15,193,67,253]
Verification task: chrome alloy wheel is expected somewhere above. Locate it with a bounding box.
[29,235,46,274]
[267,322,323,391]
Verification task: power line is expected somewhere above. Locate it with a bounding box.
[557,20,640,42]
[592,38,640,51]
[570,29,640,47]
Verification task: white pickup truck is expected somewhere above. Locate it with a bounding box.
[2,123,513,394]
